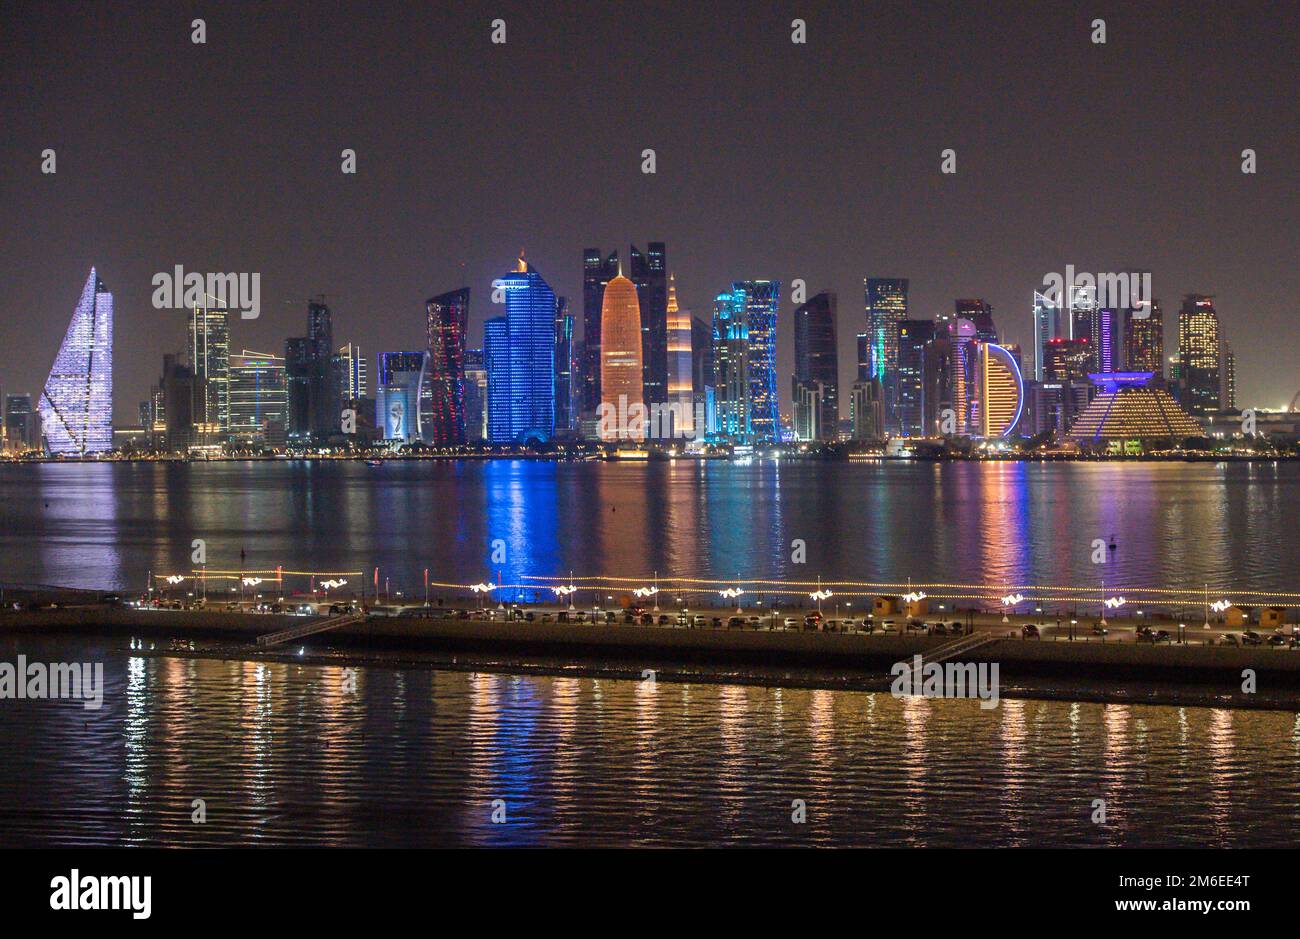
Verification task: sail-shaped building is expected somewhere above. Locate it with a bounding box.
[40,269,113,454]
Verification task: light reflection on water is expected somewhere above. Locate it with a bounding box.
[0,460,1294,601]
[1,636,1298,847]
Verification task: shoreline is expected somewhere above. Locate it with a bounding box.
[5,607,1298,711]
[1,451,1295,464]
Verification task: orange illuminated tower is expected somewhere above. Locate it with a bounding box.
[599,270,645,441]
[665,274,694,438]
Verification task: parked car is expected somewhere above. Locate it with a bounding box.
[931,622,949,636]
[1136,626,1156,643]
[1092,623,1109,636]
[1022,623,1040,639]
[1241,630,1263,646]
[657,615,670,625]
[783,617,800,629]
[906,620,928,633]
[1153,629,1172,643]
[728,616,745,628]
[1267,632,1289,647]
[1217,633,1240,646]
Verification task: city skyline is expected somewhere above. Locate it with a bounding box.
[5,258,1289,453]
[1,2,1294,422]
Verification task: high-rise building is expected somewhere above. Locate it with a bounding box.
[690,313,713,435]
[306,298,336,442]
[712,287,750,439]
[40,269,113,455]
[483,316,511,444]
[160,353,194,452]
[554,298,575,435]
[1032,291,1064,382]
[1221,339,1236,411]
[896,319,935,437]
[864,278,908,429]
[629,243,669,409]
[1125,298,1164,376]
[792,291,838,442]
[976,343,1025,438]
[947,319,979,434]
[493,253,557,444]
[1178,294,1221,415]
[424,287,470,446]
[463,349,488,442]
[850,379,884,441]
[229,350,287,447]
[581,248,620,419]
[1093,306,1123,374]
[3,394,37,451]
[1036,336,1095,434]
[330,343,372,444]
[1068,285,1097,344]
[665,274,695,439]
[375,352,426,443]
[792,381,828,442]
[336,343,367,399]
[284,338,313,445]
[955,298,997,342]
[189,304,230,434]
[737,280,781,443]
[599,271,645,442]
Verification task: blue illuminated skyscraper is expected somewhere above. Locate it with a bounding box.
[40,268,113,454]
[496,253,557,444]
[736,280,781,443]
[483,316,511,444]
[711,287,750,439]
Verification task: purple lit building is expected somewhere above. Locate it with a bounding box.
[40,269,113,454]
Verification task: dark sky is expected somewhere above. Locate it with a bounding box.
[1,0,1296,423]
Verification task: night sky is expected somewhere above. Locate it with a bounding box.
[1,0,1296,424]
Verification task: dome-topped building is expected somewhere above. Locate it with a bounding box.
[599,270,645,441]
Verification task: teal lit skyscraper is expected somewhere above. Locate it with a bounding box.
[864,278,908,431]
[711,287,750,439]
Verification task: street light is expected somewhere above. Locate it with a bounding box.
[720,587,744,614]
[470,581,492,610]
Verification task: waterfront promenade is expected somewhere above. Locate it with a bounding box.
[4,585,1300,708]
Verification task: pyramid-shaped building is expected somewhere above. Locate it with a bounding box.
[39,269,114,454]
[1066,372,1203,448]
